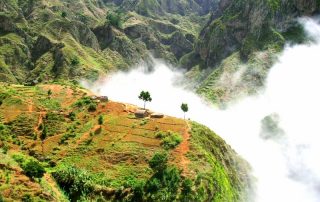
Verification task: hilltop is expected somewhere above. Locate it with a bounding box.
[0,83,250,201]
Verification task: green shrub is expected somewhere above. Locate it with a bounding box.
[156,131,182,149]
[22,160,45,179]
[69,112,76,121]
[52,166,109,201]
[106,12,122,28]
[148,152,168,173]
[70,56,80,66]
[98,115,104,125]
[88,103,97,112]
[21,194,32,202]
[61,11,67,18]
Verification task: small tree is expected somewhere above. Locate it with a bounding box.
[40,126,47,154]
[47,89,52,98]
[139,91,152,110]
[98,115,104,125]
[61,11,67,18]
[181,103,188,120]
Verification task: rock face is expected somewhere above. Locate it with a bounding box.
[32,36,54,61]
[195,0,320,68]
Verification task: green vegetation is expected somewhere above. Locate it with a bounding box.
[156,131,183,149]
[98,115,104,125]
[61,11,67,18]
[0,84,250,201]
[181,103,188,119]
[139,91,152,109]
[106,12,123,29]
[13,154,45,179]
[22,160,46,179]
[187,122,250,202]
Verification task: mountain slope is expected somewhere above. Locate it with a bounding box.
[0,0,216,84]
[0,83,251,201]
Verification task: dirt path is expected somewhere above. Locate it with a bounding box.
[34,111,46,134]
[174,122,191,176]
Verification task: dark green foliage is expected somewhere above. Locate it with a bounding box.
[21,194,32,202]
[181,103,188,119]
[69,111,76,121]
[145,155,183,201]
[47,89,52,97]
[61,11,67,18]
[21,160,45,179]
[139,91,152,109]
[38,123,43,130]
[181,103,188,113]
[70,56,80,66]
[98,115,104,125]
[182,178,193,194]
[156,131,182,149]
[148,152,168,173]
[74,96,94,108]
[52,166,108,201]
[106,12,122,28]
[283,23,308,44]
[88,103,97,112]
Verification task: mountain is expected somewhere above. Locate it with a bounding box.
[0,83,251,201]
[187,0,320,104]
[0,0,217,84]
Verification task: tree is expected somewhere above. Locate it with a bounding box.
[47,89,52,98]
[40,126,47,154]
[181,103,189,120]
[61,11,67,18]
[98,115,104,125]
[139,91,152,110]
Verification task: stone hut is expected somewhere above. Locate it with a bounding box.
[150,113,164,118]
[135,109,148,118]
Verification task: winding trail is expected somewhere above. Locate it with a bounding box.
[174,122,191,176]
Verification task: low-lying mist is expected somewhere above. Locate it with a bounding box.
[83,18,320,202]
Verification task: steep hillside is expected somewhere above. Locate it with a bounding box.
[0,0,215,84]
[182,0,320,104]
[0,83,250,201]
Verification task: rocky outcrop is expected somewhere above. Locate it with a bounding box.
[32,35,54,61]
[93,24,115,50]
